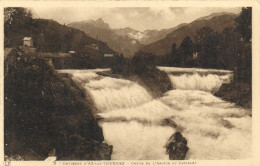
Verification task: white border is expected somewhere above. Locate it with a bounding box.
[0,1,259,166]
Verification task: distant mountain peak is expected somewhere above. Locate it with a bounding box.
[97,18,103,21]
[80,18,110,29]
[115,27,139,33]
[122,27,136,31]
[195,12,236,21]
[141,12,238,56]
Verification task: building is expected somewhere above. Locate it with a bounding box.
[193,52,198,59]
[104,54,114,58]
[23,37,33,47]
[68,51,76,55]
[89,44,99,51]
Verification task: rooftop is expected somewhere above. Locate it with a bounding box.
[23,37,32,41]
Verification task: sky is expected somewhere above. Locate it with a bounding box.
[32,7,241,32]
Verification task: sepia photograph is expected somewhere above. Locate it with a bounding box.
[2,3,257,165]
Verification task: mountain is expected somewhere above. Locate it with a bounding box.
[5,18,115,56]
[68,13,237,57]
[114,23,187,45]
[140,13,238,56]
[68,19,185,57]
[114,27,145,41]
[84,18,111,29]
[141,23,187,45]
[195,12,234,21]
[68,19,143,57]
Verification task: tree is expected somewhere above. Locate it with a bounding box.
[179,36,193,67]
[4,8,33,47]
[218,27,239,70]
[4,8,32,32]
[234,7,252,83]
[168,43,178,66]
[194,27,220,68]
[235,7,252,43]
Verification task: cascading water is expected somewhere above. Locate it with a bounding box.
[58,67,251,160]
[159,66,233,93]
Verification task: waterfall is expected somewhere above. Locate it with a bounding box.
[59,69,152,111]
[158,66,233,93]
[58,68,251,160]
[84,77,152,111]
[168,73,231,93]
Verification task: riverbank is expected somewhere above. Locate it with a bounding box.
[4,48,112,160]
[215,81,252,110]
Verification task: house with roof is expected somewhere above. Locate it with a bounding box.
[23,37,33,47]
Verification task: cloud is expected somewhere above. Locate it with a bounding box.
[32,7,241,31]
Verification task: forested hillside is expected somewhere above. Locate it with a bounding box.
[4,8,115,56]
[68,19,143,57]
[140,13,237,56]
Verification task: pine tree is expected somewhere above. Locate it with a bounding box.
[179,36,193,67]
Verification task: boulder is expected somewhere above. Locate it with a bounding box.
[215,82,251,109]
[161,119,177,128]
[165,132,189,160]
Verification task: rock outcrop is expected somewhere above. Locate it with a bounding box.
[165,132,189,160]
[128,66,173,98]
[215,82,251,109]
[111,56,173,98]
[4,48,112,160]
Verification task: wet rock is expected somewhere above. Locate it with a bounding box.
[165,132,189,160]
[161,119,178,128]
[219,119,235,129]
[215,82,251,109]
[92,143,113,160]
[214,82,252,109]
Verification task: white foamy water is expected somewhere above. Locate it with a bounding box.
[102,122,174,160]
[159,66,233,93]
[161,90,251,159]
[58,69,152,111]
[60,68,251,160]
[158,66,233,74]
[85,77,152,111]
[169,73,231,93]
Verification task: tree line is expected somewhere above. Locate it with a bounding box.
[166,7,251,83]
[5,7,251,84]
[125,8,251,84]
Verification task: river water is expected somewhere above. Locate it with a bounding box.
[58,67,251,160]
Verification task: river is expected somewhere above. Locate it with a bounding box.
[58,67,251,160]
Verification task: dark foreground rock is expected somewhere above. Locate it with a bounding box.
[111,65,173,98]
[165,132,189,160]
[126,66,173,98]
[215,82,251,109]
[4,48,112,160]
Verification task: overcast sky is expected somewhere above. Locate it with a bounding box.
[32,7,241,31]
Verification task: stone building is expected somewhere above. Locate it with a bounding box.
[23,37,33,47]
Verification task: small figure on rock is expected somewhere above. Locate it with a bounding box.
[165,132,189,160]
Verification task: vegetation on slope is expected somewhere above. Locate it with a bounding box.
[141,13,237,56]
[4,8,115,55]
[140,8,251,84]
[4,48,112,160]
[214,8,252,109]
[68,19,143,57]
